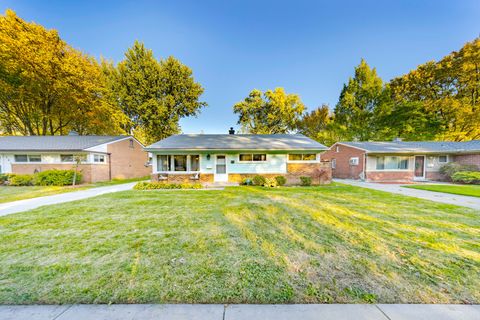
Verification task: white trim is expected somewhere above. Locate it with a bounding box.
[286,153,320,163]
[84,136,145,152]
[153,154,201,174]
[238,153,268,163]
[214,154,228,182]
[333,142,368,152]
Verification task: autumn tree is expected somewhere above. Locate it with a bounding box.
[389,38,480,141]
[334,59,391,141]
[105,41,206,144]
[296,105,340,146]
[0,9,126,135]
[233,88,305,134]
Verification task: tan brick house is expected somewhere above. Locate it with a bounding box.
[0,135,151,183]
[322,140,480,182]
[145,132,332,185]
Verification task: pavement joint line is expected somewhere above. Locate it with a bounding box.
[375,304,392,320]
[52,304,72,320]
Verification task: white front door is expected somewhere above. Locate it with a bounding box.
[214,155,228,182]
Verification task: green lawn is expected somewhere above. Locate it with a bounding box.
[0,184,478,304]
[0,176,149,204]
[404,184,480,198]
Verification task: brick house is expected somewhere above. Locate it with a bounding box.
[321,140,480,182]
[0,135,151,183]
[145,131,332,185]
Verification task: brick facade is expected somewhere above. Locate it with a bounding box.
[366,171,414,182]
[321,143,365,179]
[453,154,480,169]
[151,173,213,184]
[11,163,109,183]
[107,138,151,179]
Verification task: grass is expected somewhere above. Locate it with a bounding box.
[404,184,480,198]
[0,184,478,304]
[0,176,149,204]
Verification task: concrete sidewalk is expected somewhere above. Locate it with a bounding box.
[0,182,137,217]
[335,179,480,210]
[0,304,479,320]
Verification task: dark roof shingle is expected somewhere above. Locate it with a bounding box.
[0,135,129,151]
[339,140,480,154]
[145,134,327,151]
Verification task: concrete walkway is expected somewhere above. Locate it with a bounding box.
[0,182,137,217]
[335,179,480,210]
[0,304,478,320]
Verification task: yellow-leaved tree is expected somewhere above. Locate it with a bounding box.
[0,9,128,135]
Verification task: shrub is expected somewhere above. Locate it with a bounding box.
[299,176,312,186]
[451,171,480,184]
[0,173,9,185]
[252,175,266,186]
[34,169,82,186]
[440,163,479,180]
[263,177,278,188]
[241,178,253,186]
[275,176,287,186]
[9,174,34,186]
[133,182,202,190]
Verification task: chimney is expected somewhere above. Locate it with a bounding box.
[229,127,235,135]
[393,137,403,142]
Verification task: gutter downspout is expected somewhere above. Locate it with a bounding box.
[108,152,112,181]
[363,152,367,181]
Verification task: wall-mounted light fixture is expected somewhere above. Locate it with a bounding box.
[206,154,211,160]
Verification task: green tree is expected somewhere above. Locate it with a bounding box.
[106,41,206,144]
[296,105,340,146]
[334,59,390,141]
[0,9,126,136]
[233,88,305,134]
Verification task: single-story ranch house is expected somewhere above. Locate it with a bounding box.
[145,132,332,185]
[321,140,480,182]
[0,134,150,183]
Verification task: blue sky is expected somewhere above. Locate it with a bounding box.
[2,1,479,133]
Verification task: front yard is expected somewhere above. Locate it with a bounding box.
[404,184,480,198]
[0,184,478,304]
[0,176,149,204]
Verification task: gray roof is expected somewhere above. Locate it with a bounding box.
[146,134,327,151]
[339,140,480,154]
[0,135,130,151]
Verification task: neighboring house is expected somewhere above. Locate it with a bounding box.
[0,135,151,183]
[145,132,331,185]
[322,140,480,182]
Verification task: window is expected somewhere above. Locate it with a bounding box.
[61,154,87,163]
[14,155,41,162]
[61,155,74,162]
[94,154,106,163]
[174,155,187,171]
[439,155,448,163]
[376,156,409,170]
[331,159,336,169]
[239,154,266,162]
[14,155,28,162]
[157,155,171,171]
[288,154,317,161]
[190,155,200,171]
[336,146,340,152]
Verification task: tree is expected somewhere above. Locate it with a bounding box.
[296,105,340,146]
[334,59,391,141]
[233,88,305,134]
[0,9,126,136]
[105,41,206,144]
[389,38,480,141]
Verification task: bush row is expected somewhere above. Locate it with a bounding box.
[451,171,480,184]
[1,170,82,186]
[133,182,202,190]
[240,175,313,187]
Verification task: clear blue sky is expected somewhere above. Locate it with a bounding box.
[2,1,479,133]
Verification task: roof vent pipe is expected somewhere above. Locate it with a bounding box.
[229,127,235,135]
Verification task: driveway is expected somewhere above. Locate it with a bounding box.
[335,179,480,210]
[0,304,479,320]
[0,182,137,217]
